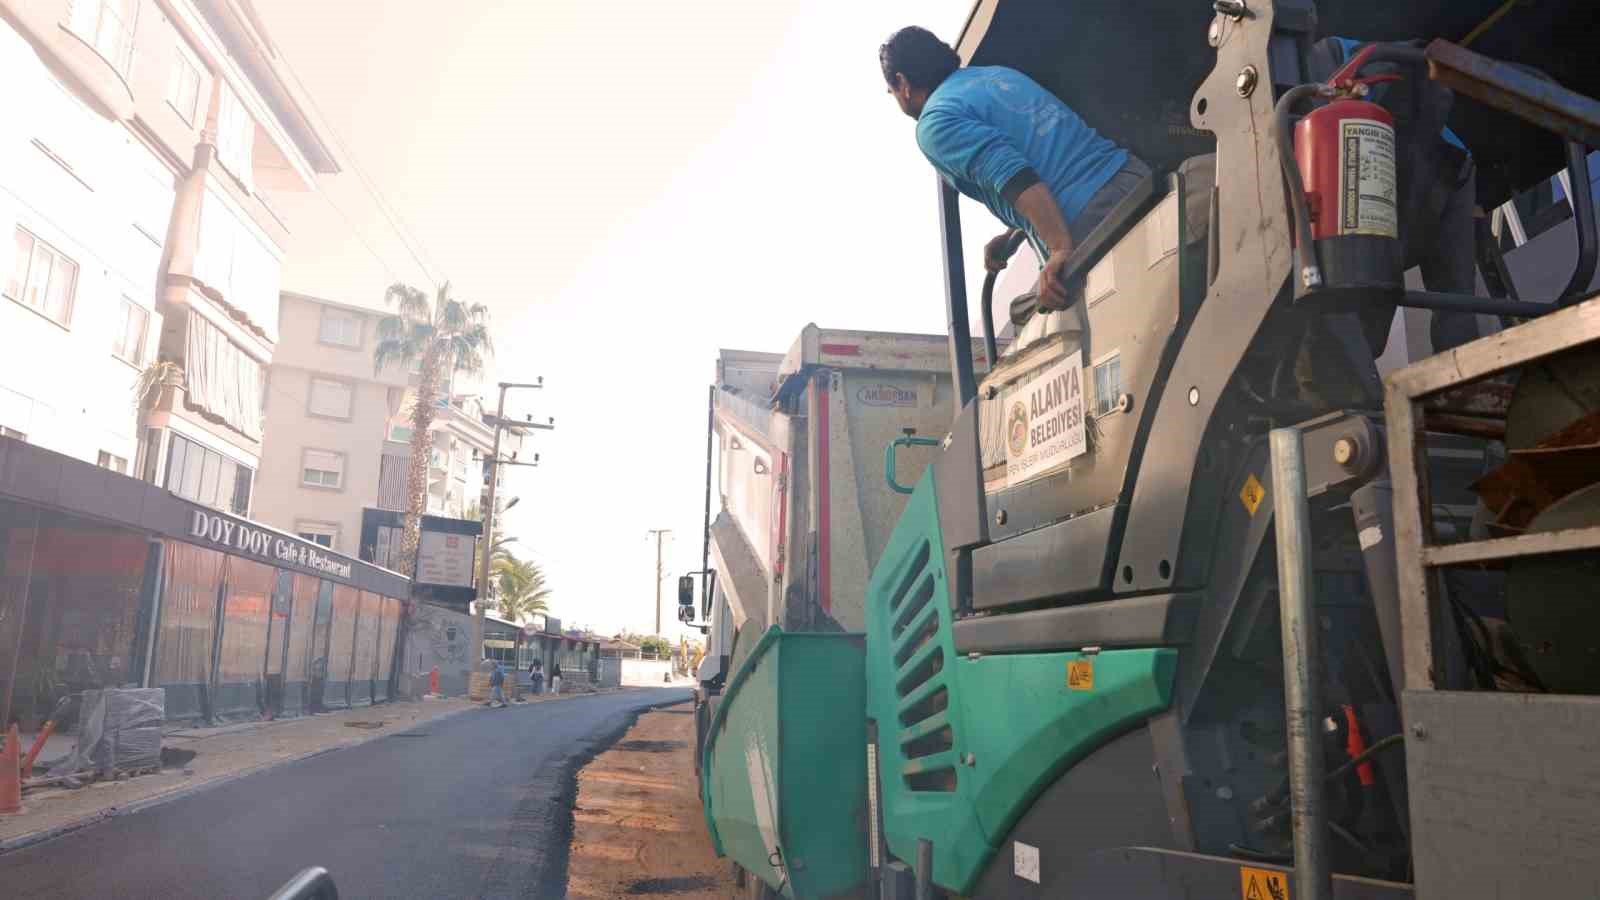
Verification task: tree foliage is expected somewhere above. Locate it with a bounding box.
[371,282,493,577]
[491,550,552,624]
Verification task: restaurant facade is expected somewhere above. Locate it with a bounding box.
[0,436,410,729]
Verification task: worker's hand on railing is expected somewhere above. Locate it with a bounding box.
[1036,246,1076,310]
[983,228,1025,272]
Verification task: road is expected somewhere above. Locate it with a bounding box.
[1,687,692,900]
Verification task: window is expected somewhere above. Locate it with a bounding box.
[6,227,78,326]
[296,522,338,549]
[214,84,254,189]
[231,465,253,515]
[68,0,138,76]
[374,523,405,570]
[301,449,345,489]
[131,147,175,245]
[112,298,149,365]
[307,378,353,419]
[164,432,252,515]
[319,308,362,348]
[377,455,407,510]
[1093,353,1123,418]
[166,41,202,125]
[97,450,128,474]
[388,424,414,443]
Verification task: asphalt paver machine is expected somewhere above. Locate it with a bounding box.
[698,1,1600,897]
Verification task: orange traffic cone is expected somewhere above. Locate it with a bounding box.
[1,723,22,815]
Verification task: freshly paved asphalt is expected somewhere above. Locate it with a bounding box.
[1,687,692,899]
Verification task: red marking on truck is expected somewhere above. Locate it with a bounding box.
[819,343,861,356]
[816,376,832,613]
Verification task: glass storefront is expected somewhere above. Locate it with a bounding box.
[1,483,408,729]
[323,584,360,709]
[212,556,274,720]
[153,540,224,720]
[375,596,400,701]
[283,573,320,713]
[144,545,407,722]
[0,501,153,729]
[350,590,379,705]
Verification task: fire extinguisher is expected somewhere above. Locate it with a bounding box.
[1276,45,1405,303]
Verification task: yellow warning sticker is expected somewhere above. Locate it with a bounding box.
[1067,659,1094,691]
[1240,866,1289,900]
[1240,473,1266,517]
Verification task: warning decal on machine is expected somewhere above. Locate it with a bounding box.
[1240,473,1266,517]
[1240,866,1289,900]
[1067,658,1094,691]
[1014,841,1041,883]
[1338,118,1398,238]
[1003,351,1088,488]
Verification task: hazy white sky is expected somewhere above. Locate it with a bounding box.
[259,0,1001,638]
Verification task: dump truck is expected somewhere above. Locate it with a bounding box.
[688,328,992,781]
[692,1,1600,897]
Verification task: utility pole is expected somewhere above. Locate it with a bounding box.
[471,380,553,669]
[647,528,672,636]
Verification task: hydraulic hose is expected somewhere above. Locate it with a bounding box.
[1273,83,1327,291]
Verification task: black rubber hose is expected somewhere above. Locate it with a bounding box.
[1324,732,1405,784]
[1273,84,1326,290]
[1259,731,1406,809]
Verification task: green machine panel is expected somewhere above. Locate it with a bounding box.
[866,470,1177,894]
[702,628,869,899]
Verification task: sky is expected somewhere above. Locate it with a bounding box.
[257,0,1001,639]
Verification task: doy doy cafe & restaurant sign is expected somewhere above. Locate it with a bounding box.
[188,509,354,580]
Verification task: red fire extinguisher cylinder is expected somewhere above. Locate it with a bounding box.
[1293,97,1405,301]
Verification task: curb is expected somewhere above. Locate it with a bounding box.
[0,700,480,855]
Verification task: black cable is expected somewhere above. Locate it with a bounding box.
[1273,84,1327,289]
[1325,732,1404,784]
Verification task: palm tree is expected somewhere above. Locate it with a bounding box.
[491,552,553,624]
[372,282,493,578]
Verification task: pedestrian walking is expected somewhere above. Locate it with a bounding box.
[487,661,507,708]
[529,658,544,695]
[550,661,563,696]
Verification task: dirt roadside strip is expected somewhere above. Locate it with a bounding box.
[567,701,737,899]
[0,689,611,854]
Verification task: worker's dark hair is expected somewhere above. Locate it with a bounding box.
[880,27,960,92]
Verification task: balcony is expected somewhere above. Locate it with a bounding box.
[0,0,137,120]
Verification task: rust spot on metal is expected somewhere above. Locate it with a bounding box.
[1474,410,1600,531]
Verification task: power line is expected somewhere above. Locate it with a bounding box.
[308,181,406,288]
[273,47,444,290]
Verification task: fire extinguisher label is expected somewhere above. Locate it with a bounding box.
[1338,118,1398,238]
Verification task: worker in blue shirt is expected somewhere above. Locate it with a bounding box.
[879,26,1151,313]
[1311,37,1481,353]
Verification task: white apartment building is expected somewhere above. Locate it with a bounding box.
[255,291,517,567]
[0,0,336,515]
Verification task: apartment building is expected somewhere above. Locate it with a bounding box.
[256,291,517,569]
[0,0,336,517]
